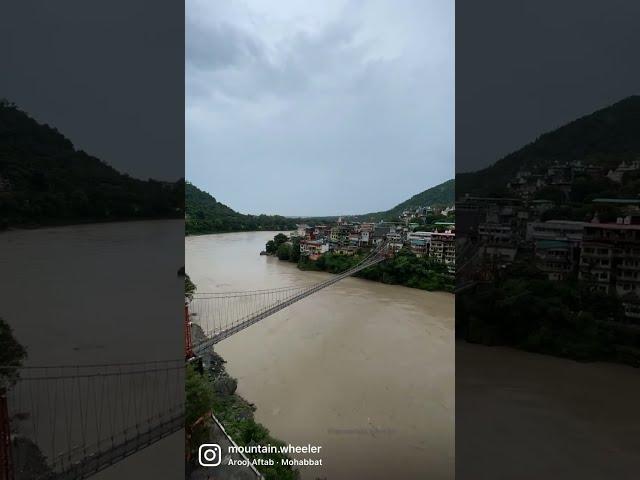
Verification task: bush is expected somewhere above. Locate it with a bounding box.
[277,243,291,261]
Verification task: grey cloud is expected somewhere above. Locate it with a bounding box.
[186,19,263,71]
[187,1,454,216]
[188,19,368,104]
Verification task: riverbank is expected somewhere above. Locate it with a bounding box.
[186,229,290,237]
[188,352,299,480]
[0,214,185,232]
[186,230,454,479]
[185,278,299,480]
[457,275,640,368]
[265,233,454,292]
[299,250,454,292]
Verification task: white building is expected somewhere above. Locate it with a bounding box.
[430,231,455,266]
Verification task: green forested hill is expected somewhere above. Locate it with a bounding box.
[347,178,454,222]
[185,182,299,234]
[457,96,640,198]
[391,178,455,212]
[186,179,455,233]
[0,100,183,228]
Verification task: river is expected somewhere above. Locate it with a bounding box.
[457,341,640,479]
[186,231,455,480]
[0,220,184,479]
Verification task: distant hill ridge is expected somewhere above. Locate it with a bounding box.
[0,99,183,228]
[346,178,454,222]
[186,178,455,233]
[185,182,300,234]
[457,95,640,197]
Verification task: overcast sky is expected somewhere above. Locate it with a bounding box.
[456,0,640,173]
[1,1,184,181]
[186,0,454,216]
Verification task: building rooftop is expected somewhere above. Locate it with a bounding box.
[536,240,571,249]
[539,220,588,226]
[592,198,640,205]
[585,223,640,230]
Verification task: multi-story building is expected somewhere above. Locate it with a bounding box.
[534,239,575,281]
[370,226,390,245]
[526,220,586,243]
[579,219,640,317]
[333,246,358,256]
[296,224,310,238]
[606,160,640,183]
[527,220,587,280]
[348,233,360,247]
[456,195,523,238]
[477,222,518,264]
[300,239,329,260]
[314,225,331,240]
[478,223,513,246]
[530,199,555,215]
[507,173,547,198]
[408,231,431,256]
[330,225,350,245]
[442,205,455,216]
[430,231,455,266]
[386,232,404,252]
[622,293,640,321]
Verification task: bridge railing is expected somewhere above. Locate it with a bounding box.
[2,360,184,480]
[189,241,390,352]
[190,285,314,339]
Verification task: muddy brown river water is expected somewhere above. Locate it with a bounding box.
[186,231,455,480]
[0,221,184,480]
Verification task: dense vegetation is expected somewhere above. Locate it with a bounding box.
[456,96,640,198]
[456,258,633,363]
[347,178,455,222]
[456,97,640,365]
[265,233,302,262]
[186,179,454,234]
[185,183,303,234]
[304,249,454,292]
[266,234,454,292]
[0,100,183,229]
[184,276,299,479]
[0,316,27,387]
[184,273,196,301]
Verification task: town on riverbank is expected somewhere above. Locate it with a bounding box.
[457,158,640,366]
[185,231,454,479]
[263,206,456,293]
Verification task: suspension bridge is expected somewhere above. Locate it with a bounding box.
[1,241,390,479]
[186,241,391,356]
[1,361,184,480]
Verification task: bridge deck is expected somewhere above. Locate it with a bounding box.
[193,254,385,354]
[52,414,184,480]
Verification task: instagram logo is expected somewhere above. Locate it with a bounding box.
[198,444,222,467]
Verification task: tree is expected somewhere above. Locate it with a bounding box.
[265,240,277,254]
[0,317,27,388]
[277,243,291,261]
[185,273,196,300]
[289,237,301,262]
[273,233,288,246]
[185,364,214,456]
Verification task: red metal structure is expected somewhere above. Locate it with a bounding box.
[184,302,194,359]
[0,390,13,480]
